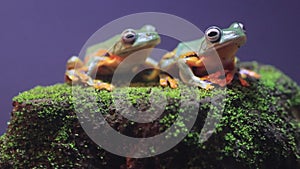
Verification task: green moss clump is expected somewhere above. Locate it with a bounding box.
[0,62,299,169]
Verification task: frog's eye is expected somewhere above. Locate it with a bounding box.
[205,26,221,43]
[238,23,246,32]
[121,29,137,44]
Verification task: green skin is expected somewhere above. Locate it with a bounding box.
[158,22,253,89]
[85,25,161,66]
[65,25,161,90]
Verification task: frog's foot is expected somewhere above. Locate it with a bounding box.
[200,71,232,87]
[196,79,214,90]
[176,59,213,90]
[184,76,214,90]
[238,68,260,87]
[162,50,176,59]
[65,69,90,85]
[201,76,226,87]
[239,68,261,79]
[159,74,178,89]
[238,76,250,87]
[66,56,85,70]
[88,79,114,91]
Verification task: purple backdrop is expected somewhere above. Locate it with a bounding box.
[0,0,299,134]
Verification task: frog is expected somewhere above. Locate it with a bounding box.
[154,22,260,89]
[65,25,161,91]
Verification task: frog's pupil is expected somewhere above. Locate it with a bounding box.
[126,34,134,39]
[208,31,218,37]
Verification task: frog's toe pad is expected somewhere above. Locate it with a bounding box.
[168,78,178,89]
[239,69,261,79]
[204,84,214,90]
[160,79,168,87]
[160,77,178,88]
[198,81,214,90]
[93,81,114,91]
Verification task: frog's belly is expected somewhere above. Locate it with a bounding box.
[192,42,238,76]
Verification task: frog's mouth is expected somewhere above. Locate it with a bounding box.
[210,36,246,51]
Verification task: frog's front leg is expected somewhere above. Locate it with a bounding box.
[65,69,90,85]
[66,56,86,70]
[140,57,161,81]
[239,68,261,79]
[65,69,114,91]
[65,56,115,91]
[86,56,119,90]
[65,56,88,84]
[87,79,114,91]
[86,56,120,76]
[159,73,178,89]
[177,58,213,90]
[236,68,260,87]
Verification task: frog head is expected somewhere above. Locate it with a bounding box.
[85,25,160,59]
[200,22,246,60]
[110,25,161,57]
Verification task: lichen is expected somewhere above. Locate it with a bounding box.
[1,62,299,169]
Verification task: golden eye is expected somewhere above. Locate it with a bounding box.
[121,29,137,44]
[205,26,221,43]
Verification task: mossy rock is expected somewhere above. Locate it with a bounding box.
[0,62,299,169]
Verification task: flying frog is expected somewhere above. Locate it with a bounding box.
[65,25,161,91]
[156,22,260,89]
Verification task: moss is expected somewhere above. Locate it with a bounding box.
[1,62,300,169]
[259,65,283,90]
[13,84,73,103]
[291,91,300,108]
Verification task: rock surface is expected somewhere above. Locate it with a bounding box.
[0,62,299,169]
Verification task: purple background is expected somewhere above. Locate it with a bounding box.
[0,0,299,134]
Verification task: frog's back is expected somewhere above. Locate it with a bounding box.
[85,34,121,56]
[175,38,203,58]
